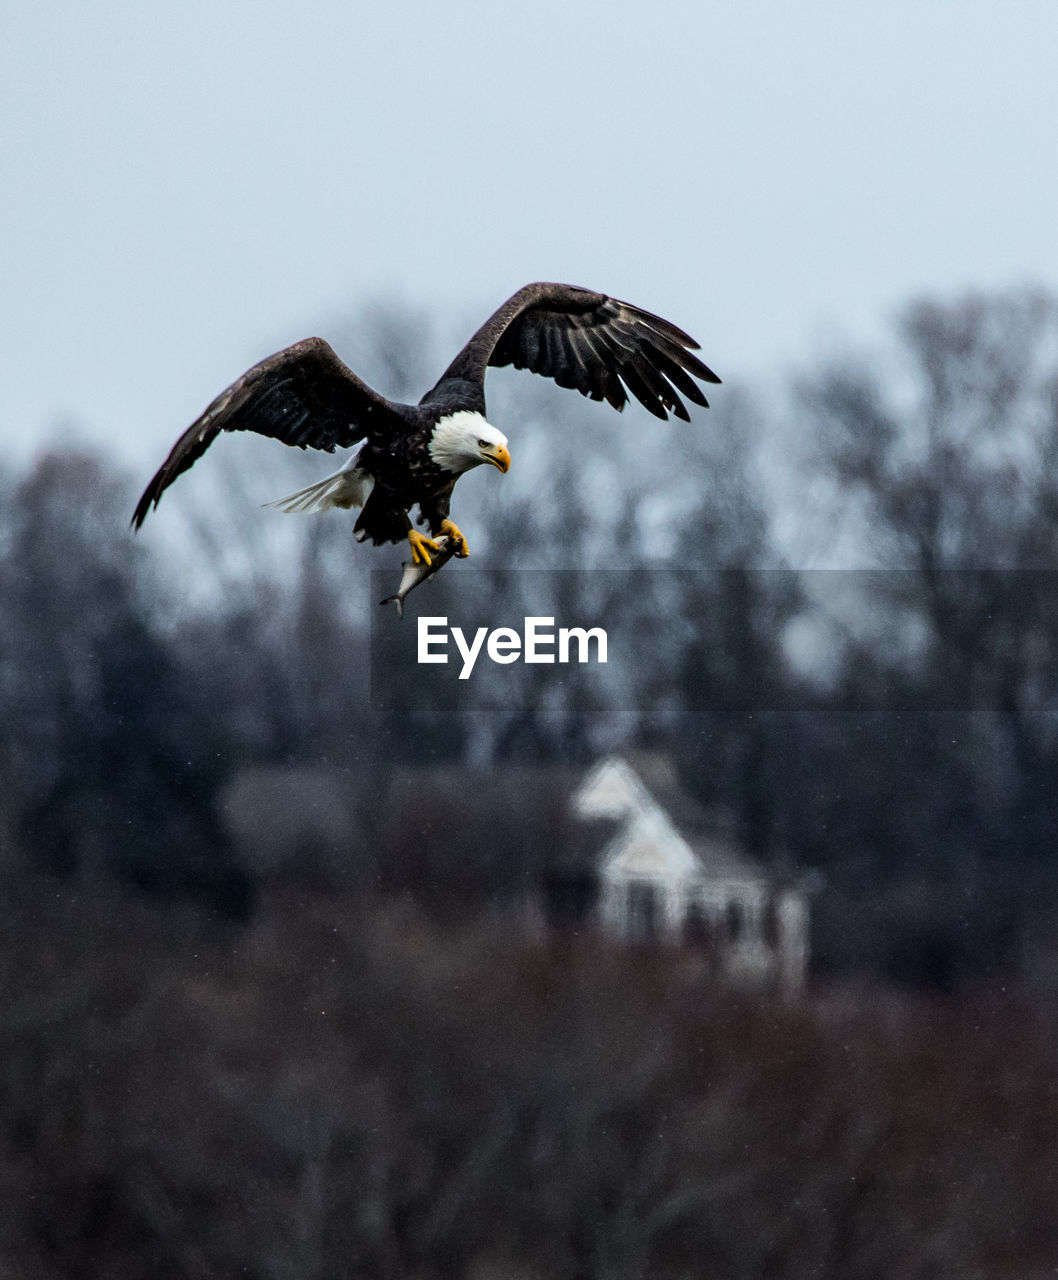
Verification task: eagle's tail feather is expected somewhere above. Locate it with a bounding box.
[265,463,375,514]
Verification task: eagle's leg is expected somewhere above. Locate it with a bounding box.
[438,518,470,558]
[407,528,440,566]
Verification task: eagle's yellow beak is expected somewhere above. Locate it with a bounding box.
[483,443,511,473]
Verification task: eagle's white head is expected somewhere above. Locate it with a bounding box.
[428,411,511,475]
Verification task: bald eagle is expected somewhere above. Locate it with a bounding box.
[132,282,720,565]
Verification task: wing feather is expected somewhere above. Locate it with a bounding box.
[645,328,720,388]
[611,356,672,422]
[568,328,614,404]
[132,337,401,528]
[430,282,720,421]
[551,326,588,394]
[618,341,692,420]
[538,324,565,385]
[575,329,627,411]
[649,345,711,409]
[591,325,688,418]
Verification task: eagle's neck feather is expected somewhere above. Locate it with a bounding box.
[428,411,502,473]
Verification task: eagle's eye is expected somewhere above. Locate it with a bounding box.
[477,439,489,448]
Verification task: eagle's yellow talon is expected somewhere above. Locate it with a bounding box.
[407,529,439,566]
[439,519,470,558]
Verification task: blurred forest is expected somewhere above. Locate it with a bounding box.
[6,287,1058,1277]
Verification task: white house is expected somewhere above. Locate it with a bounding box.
[568,755,809,995]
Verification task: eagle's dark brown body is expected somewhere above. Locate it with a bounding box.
[352,402,465,545]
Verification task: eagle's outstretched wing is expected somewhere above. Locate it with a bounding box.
[432,282,721,421]
[132,337,401,528]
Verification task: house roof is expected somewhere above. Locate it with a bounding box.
[574,754,765,884]
[620,749,731,840]
[600,810,701,880]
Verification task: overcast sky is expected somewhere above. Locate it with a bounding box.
[3,1,1057,469]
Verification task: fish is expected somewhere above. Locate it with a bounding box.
[379,535,459,617]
